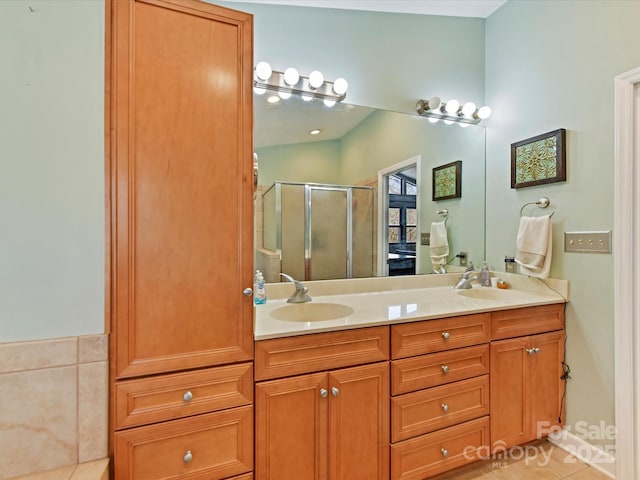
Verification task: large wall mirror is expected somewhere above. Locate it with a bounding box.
[254,93,486,282]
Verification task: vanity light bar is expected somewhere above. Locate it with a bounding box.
[253,63,348,103]
[416,97,492,125]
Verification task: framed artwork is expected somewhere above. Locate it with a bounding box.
[511,128,566,189]
[432,160,462,201]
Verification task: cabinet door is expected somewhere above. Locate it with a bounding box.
[529,330,565,437]
[111,0,254,378]
[490,336,529,449]
[329,362,390,480]
[255,373,329,480]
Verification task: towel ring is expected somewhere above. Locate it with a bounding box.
[520,197,555,217]
[437,209,448,224]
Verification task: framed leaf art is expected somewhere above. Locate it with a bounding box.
[511,128,566,188]
[432,160,462,201]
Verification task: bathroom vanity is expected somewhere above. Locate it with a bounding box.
[254,274,567,480]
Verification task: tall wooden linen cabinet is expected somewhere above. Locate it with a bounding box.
[107,0,254,478]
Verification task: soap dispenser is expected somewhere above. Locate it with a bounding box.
[254,270,267,305]
[480,262,491,287]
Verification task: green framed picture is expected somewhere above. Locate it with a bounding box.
[432,160,462,201]
[511,128,566,189]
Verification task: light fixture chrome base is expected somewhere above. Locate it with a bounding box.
[416,99,481,125]
[254,71,346,102]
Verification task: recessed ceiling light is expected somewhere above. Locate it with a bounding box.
[310,129,321,135]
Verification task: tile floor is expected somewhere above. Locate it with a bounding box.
[432,441,611,479]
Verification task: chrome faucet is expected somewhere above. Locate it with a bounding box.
[454,268,479,290]
[280,273,312,303]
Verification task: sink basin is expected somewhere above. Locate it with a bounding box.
[455,288,508,301]
[269,302,355,322]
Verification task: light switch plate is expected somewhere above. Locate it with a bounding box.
[564,231,612,253]
[421,233,430,245]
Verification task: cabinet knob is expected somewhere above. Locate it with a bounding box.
[320,388,328,398]
[243,288,253,296]
[442,332,450,340]
[441,365,449,373]
[441,448,449,458]
[331,387,340,397]
[183,390,193,402]
[526,347,541,355]
[441,403,449,413]
[183,450,193,463]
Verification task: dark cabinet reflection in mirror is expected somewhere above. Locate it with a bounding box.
[254,94,486,282]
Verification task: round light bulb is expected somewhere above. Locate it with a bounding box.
[278,91,291,100]
[267,95,280,104]
[428,117,440,124]
[253,86,266,95]
[445,99,460,114]
[444,119,454,125]
[283,67,299,86]
[459,122,471,128]
[255,61,272,81]
[461,102,476,117]
[309,70,324,89]
[323,98,336,108]
[477,106,492,119]
[332,77,348,95]
[301,94,314,102]
[428,96,441,111]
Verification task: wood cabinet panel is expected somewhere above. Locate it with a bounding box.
[114,405,253,480]
[391,344,490,395]
[115,362,253,429]
[391,375,489,442]
[491,304,564,340]
[390,416,490,480]
[111,0,254,379]
[255,373,328,480]
[391,313,491,359]
[255,326,389,381]
[329,362,390,480]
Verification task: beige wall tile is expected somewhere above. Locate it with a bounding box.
[0,367,78,479]
[78,335,107,364]
[77,362,108,463]
[0,338,77,374]
[9,464,75,480]
[70,459,109,480]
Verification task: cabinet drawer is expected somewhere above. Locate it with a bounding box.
[391,344,489,395]
[391,375,489,442]
[391,313,491,359]
[390,416,490,480]
[114,405,253,480]
[114,363,253,429]
[491,304,564,340]
[228,474,253,480]
[255,326,389,380]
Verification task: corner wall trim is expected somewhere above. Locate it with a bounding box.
[548,429,615,479]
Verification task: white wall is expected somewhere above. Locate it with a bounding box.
[0,0,105,342]
[485,0,640,447]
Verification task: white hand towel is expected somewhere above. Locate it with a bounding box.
[515,215,553,278]
[430,221,449,270]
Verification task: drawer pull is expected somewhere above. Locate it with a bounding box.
[320,388,328,398]
[331,387,340,397]
[183,390,193,402]
[442,331,450,340]
[441,365,449,373]
[441,403,449,413]
[441,448,449,458]
[183,450,193,463]
[526,347,541,355]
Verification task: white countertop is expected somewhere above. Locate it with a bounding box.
[254,273,568,340]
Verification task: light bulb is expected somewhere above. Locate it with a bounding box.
[309,70,324,89]
[278,91,291,100]
[459,122,470,128]
[255,61,272,81]
[428,96,441,111]
[301,94,313,102]
[477,106,492,119]
[461,102,476,117]
[445,99,460,114]
[332,77,348,95]
[428,117,439,124]
[310,129,321,135]
[267,95,280,104]
[323,98,336,108]
[444,119,454,125]
[283,67,299,86]
[253,86,266,95]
